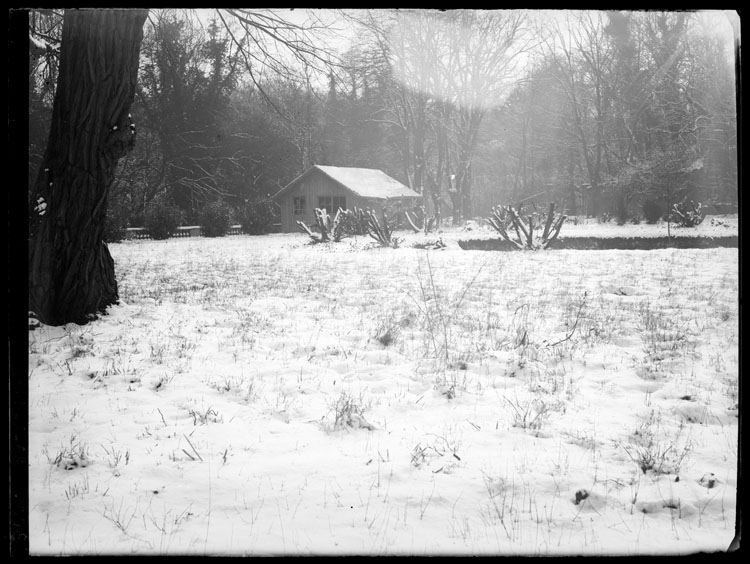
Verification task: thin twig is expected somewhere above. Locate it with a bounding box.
[546,292,587,348]
[183,434,203,462]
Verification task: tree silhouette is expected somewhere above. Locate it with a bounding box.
[29,9,148,325]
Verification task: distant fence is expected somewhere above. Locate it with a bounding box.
[125,225,243,240]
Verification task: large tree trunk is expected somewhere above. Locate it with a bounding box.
[29,8,148,325]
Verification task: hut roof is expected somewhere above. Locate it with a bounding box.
[273,165,421,200]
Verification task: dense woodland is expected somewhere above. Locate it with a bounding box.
[29,9,738,229]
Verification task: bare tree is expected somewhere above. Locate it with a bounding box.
[542,11,614,217]
[264,66,326,172]
[441,10,532,222]
[344,10,439,196]
[361,9,532,223]
[216,9,341,110]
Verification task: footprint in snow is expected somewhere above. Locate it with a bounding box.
[571,489,607,512]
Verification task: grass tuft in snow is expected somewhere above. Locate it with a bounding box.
[410,431,462,472]
[617,409,694,475]
[327,391,375,431]
[64,475,91,500]
[187,405,222,426]
[46,434,91,470]
[504,394,565,434]
[100,444,130,477]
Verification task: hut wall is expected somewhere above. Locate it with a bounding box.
[279,171,368,232]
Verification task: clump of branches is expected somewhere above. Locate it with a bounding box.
[362,208,402,248]
[342,206,369,236]
[487,203,566,250]
[405,206,437,235]
[296,207,349,243]
[412,238,446,250]
[671,198,706,227]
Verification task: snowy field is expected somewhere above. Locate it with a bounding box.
[28,219,739,555]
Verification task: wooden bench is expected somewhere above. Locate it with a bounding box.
[124,225,243,240]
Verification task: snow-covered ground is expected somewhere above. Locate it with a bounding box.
[28,218,739,555]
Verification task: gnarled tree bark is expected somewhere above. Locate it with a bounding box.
[29,8,148,325]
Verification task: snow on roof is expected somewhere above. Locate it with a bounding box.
[275,165,421,200]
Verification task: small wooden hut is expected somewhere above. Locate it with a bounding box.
[272,165,421,232]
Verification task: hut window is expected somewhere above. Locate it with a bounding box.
[319,196,346,215]
[293,196,306,215]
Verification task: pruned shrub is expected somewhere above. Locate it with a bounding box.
[238,196,275,235]
[614,195,629,225]
[404,206,437,234]
[103,201,130,243]
[237,198,272,235]
[343,207,369,236]
[144,201,182,240]
[642,199,662,224]
[362,208,402,248]
[297,207,403,247]
[671,198,706,227]
[487,203,566,250]
[297,207,349,243]
[200,200,233,237]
